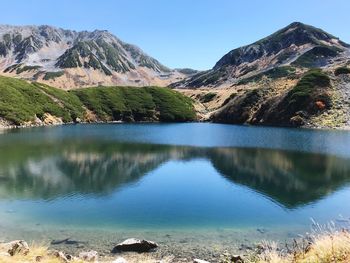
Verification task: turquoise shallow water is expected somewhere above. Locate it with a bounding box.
[0,123,350,256]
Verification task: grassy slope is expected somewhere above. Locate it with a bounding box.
[0,76,196,125]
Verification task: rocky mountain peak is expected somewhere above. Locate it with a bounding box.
[174,22,349,89]
[0,24,184,88]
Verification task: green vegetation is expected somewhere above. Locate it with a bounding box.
[283,69,331,115]
[73,86,195,122]
[286,69,330,103]
[200,92,216,103]
[188,69,226,87]
[34,83,84,121]
[56,49,82,68]
[4,63,22,73]
[16,65,42,74]
[238,66,296,85]
[43,71,65,80]
[292,46,340,68]
[0,76,82,125]
[221,93,237,106]
[175,68,198,75]
[335,66,350,76]
[0,76,195,126]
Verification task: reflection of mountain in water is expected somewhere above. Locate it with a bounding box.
[0,140,350,208]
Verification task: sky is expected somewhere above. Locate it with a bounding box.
[1,0,349,70]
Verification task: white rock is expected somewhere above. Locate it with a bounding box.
[113,257,128,263]
[194,259,210,263]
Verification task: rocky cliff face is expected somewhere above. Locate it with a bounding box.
[0,25,186,89]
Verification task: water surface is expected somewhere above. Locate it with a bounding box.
[0,124,350,256]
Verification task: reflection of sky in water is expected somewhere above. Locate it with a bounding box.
[0,124,350,235]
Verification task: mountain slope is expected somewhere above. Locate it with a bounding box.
[0,75,195,127]
[174,22,350,88]
[0,25,186,89]
[173,22,350,129]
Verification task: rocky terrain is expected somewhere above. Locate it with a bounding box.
[0,25,189,89]
[174,22,350,129]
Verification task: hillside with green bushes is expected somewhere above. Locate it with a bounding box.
[0,76,196,126]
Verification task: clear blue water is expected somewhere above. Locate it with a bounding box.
[0,123,350,254]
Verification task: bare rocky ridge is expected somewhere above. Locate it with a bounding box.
[173,22,350,89]
[0,25,187,89]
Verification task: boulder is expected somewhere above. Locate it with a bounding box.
[111,238,158,253]
[0,240,29,256]
[78,250,98,262]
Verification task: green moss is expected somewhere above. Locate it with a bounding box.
[43,71,65,80]
[334,67,350,76]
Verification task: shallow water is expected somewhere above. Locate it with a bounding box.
[0,123,350,258]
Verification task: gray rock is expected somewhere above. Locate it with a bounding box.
[111,238,158,253]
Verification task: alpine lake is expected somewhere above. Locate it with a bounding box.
[1,123,350,259]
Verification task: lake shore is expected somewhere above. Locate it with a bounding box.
[1,120,350,132]
[1,229,349,263]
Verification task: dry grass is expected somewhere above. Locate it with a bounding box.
[247,220,350,263]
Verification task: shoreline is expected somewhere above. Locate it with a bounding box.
[1,120,350,132]
[1,228,349,262]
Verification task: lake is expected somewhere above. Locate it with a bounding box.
[0,123,350,258]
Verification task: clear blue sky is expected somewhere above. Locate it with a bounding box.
[1,0,349,70]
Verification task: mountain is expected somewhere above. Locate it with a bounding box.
[174,22,350,88]
[0,25,187,89]
[173,22,350,129]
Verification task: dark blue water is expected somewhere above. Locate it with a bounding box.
[0,123,350,247]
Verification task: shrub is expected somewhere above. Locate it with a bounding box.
[200,92,216,103]
[334,67,350,76]
[43,71,65,80]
